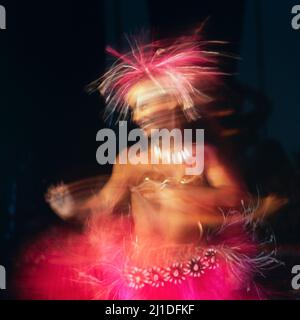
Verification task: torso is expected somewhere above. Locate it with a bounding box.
[126,144,209,245]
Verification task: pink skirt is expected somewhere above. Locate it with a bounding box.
[14,214,270,300]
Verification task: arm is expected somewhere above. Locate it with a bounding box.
[198,145,247,207]
[86,160,130,214]
[46,153,131,221]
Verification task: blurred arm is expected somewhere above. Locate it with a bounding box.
[46,153,130,221]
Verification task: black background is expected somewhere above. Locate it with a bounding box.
[0,0,300,299]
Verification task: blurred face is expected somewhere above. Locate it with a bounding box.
[127,79,180,135]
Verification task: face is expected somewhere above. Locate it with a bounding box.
[127,79,180,135]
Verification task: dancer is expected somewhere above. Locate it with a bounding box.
[15,34,276,300]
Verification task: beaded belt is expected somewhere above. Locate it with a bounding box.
[125,248,219,289]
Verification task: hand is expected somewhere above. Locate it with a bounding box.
[45,183,76,219]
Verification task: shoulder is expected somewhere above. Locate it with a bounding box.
[191,143,218,162]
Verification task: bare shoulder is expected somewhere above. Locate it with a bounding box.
[203,144,218,157]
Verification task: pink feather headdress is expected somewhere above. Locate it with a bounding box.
[90,34,226,121]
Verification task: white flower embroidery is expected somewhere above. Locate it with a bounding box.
[147,267,166,288]
[164,263,186,285]
[184,257,207,277]
[127,267,149,289]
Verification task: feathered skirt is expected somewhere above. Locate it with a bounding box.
[13,211,273,300]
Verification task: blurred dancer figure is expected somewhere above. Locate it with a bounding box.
[15,34,276,300]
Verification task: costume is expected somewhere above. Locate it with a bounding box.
[14,34,275,300]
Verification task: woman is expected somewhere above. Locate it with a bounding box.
[15,34,275,300]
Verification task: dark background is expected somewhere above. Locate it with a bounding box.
[0,0,300,298]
